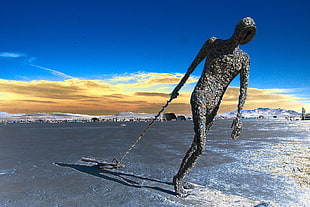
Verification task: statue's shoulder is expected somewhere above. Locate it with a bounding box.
[236,47,249,57]
[204,37,217,52]
[207,37,217,44]
[235,48,250,64]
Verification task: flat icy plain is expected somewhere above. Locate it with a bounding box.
[1,120,309,206]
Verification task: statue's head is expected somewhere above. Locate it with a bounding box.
[233,17,256,45]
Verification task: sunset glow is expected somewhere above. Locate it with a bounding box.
[0,73,307,115]
[1,1,309,115]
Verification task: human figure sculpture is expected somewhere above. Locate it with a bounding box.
[170,17,256,196]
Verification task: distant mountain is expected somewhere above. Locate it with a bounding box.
[220,108,301,118]
[25,112,90,117]
[0,112,25,117]
[0,112,91,121]
[108,112,155,119]
[115,112,142,116]
[0,108,302,121]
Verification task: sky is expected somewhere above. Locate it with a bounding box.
[0,0,309,115]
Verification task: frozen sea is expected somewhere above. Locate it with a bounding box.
[0,119,309,206]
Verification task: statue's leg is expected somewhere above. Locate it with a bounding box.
[173,137,206,195]
[173,90,214,196]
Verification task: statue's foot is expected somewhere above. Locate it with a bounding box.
[183,181,194,189]
[173,176,187,197]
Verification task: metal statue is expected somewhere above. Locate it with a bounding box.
[171,17,256,196]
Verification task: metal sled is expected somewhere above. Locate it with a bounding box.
[81,157,125,169]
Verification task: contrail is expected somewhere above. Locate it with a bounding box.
[28,63,75,79]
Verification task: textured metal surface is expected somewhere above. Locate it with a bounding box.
[173,17,256,196]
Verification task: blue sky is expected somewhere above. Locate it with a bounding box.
[0,0,309,114]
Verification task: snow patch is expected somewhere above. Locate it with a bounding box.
[219,108,300,118]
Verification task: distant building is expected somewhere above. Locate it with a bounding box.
[91,117,99,122]
[163,113,177,121]
[177,115,186,121]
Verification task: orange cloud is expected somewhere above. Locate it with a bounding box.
[0,73,308,115]
[134,92,169,97]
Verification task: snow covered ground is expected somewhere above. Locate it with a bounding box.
[0,108,303,123]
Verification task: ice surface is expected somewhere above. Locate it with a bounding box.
[0,120,309,206]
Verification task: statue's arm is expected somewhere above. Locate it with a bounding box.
[231,56,250,139]
[170,38,214,99]
[237,57,249,119]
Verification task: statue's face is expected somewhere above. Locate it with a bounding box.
[234,17,256,45]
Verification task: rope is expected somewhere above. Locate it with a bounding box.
[115,68,193,165]
[116,97,174,164]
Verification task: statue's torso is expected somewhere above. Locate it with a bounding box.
[191,38,249,109]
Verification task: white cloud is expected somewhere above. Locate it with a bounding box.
[0,52,25,58]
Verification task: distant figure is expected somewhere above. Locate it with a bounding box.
[302,107,306,120]
[171,17,256,196]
